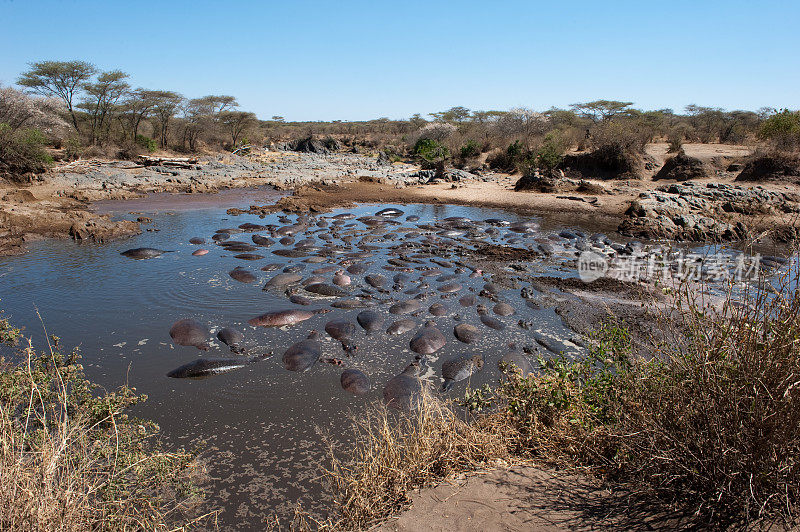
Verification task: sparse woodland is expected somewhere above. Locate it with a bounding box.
[2,60,799,183]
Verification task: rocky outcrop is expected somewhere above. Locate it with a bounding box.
[619,182,799,241]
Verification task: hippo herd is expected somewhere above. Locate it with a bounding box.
[120,204,782,411]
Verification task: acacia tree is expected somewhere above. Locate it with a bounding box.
[17,60,96,131]
[149,91,184,148]
[79,70,129,144]
[218,110,256,147]
[570,100,634,123]
[118,88,162,141]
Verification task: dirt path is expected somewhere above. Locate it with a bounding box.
[376,464,689,531]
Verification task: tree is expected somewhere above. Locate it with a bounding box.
[189,95,238,115]
[271,115,285,122]
[17,60,97,131]
[569,100,634,123]
[79,70,129,144]
[759,109,800,151]
[218,110,256,147]
[430,106,471,123]
[0,84,69,134]
[117,88,160,141]
[149,91,184,148]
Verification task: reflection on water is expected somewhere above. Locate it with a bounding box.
[0,189,791,528]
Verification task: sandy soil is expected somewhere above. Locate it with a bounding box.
[376,464,690,532]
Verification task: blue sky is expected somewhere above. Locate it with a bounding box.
[1,0,798,121]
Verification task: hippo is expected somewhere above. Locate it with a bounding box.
[121,247,170,259]
[364,274,387,289]
[229,267,256,283]
[459,295,476,307]
[498,345,534,377]
[325,318,358,352]
[282,332,322,372]
[441,354,484,391]
[410,322,446,355]
[217,327,246,353]
[383,362,425,410]
[260,263,283,272]
[169,319,210,350]
[289,294,313,306]
[340,368,370,395]
[346,263,368,275]
[234,253,265,261]
[192,249,209,256]
[248,308,329,327]
[429,303,448,316]
[189,237,205,245]
[304,283,347,297]
[389,299,422,315]
[437,282,462,294]
[252,234,273,246]
[493,302,515,316]
[376,207,404,217]
[263,273,302,290]
[167,353,270,379]
[357,310,384,335]
[333,271,351,286]
[331,299,375,309]
[386,319,417,335]
[453,323,481,344]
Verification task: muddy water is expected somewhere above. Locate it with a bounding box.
[0,188,783,528]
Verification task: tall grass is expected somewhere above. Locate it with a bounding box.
[319,394,510,530]
[0,314,214,530]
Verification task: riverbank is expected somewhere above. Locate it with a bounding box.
[2,143,798,257]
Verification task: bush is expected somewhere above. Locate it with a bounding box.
[412,138,449,163]
[134,134,157,153]
[0,123,53,180]
[492,275,800,526]
[0,314,210,530]
[533,132,566,176]
[667,130,683,153]
[759,109,800,152]
[459,139,480,159]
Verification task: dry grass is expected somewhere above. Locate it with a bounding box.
[316,393,511,530]
[0,315,216,531]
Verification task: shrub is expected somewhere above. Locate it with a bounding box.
[667,130,683,153]
[533,132,566,175]
[64,136,83,160]
[759,109,800,152]
[0,123,53,179]
[0,314,210,530]
[459,139,480,159]
[134,134,157,153]
[412,138,449,163]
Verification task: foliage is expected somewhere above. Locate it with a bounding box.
[759,109,800,151]
[459,139,480,159]
[0,313,210,530]
[0,123,53,178]
[412,137,449,162]
[134,134,157,153]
